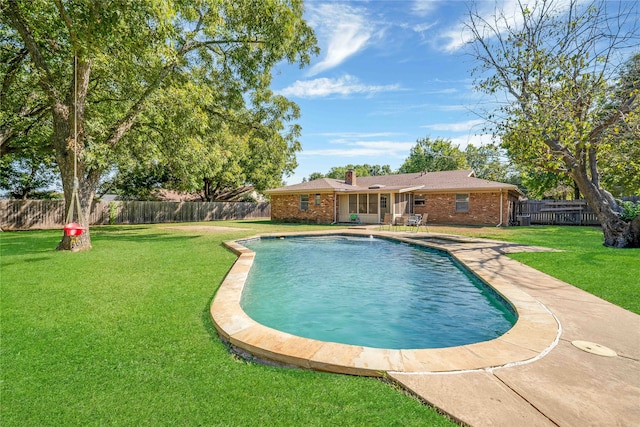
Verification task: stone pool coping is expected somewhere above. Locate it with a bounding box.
[210,229,560,376]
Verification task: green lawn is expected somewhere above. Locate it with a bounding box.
[0,223,454,426]
[1,222,638,426]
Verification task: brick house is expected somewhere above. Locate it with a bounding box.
[266,169,523,226]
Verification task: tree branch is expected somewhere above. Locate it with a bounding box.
[589,92,638,142]
[102,18,211,149]
[0,47,28,105]
[4,0,60,104]
[52,0,80,53]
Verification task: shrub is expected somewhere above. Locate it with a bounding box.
[619,201,640,221]
[108,201,118,225]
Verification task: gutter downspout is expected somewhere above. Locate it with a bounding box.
[332,192,337,224]
[497,188,503,227]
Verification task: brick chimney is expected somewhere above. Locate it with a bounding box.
[345,168,356,186]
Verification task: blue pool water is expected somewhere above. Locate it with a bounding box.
[240,235,517,349]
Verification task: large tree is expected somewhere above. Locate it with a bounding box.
[2,0,317,250]
[322,164,392,180]
[398,137,468,174]
[597,53,640,197]
[467,0,640,247]
[464,143,508,181]
[106,72,304,202]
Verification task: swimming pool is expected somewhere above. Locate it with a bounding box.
[240,235,517,349]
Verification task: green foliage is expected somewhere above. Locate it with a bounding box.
[598,54,640,197]
[467,0,640,246]
[0,153,59,199]
[108,201,118,225]
[115,75,306,198]
[0,23,51,160]
[2,0,319,247]
[398,137,468,173]
[464,144,508,181]
[305,171,326,182]
[474,4,639,190]
[518,169,578,200]
[323,164,392,179]
[619,201,640,221]
[104,162,169,200]
[313,143,513,185]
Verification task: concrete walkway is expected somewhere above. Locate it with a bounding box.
[388,235,640,426]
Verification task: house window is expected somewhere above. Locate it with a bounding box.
[368,194,378,214]
[380,195,388,209]
[349,194,357,213]
[314,194,321,206]
[300,194,309,211]
[358,194,368,213]
[414,195,425,206]
[455,194,469,212]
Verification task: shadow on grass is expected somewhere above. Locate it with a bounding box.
[91,224,207,243]
[0,230,61,256]
[93,232,200,243]
[1,227,202,259]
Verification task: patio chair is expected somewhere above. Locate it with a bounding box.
[395,214,409,231]
[406,214,428,232]
[419,213,429,232]
[380,213,393,231]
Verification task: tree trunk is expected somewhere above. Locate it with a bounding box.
[203,177,213,202]
[52,58,97,251]
[572,171,640,248]
[599,215,640,248]
[54,138,96,251]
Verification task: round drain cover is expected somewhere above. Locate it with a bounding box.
[571,340,617,357]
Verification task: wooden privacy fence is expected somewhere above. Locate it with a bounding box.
[516,199,600,226]
[0,200,271,230]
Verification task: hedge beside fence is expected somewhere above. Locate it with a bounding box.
[0,200,271,230]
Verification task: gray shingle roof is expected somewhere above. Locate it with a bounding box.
[266,170,521,194]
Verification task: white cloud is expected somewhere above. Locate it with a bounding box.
[438,0,582,52]
[352,140,416,151]
[315,131,400,139]
[435,104,468,112]
[422,119,485,132]
[410,0,440,40]
[302,137,414,158]
[278,75,400,98]
[450,133,496,150]
[413,21,438,33]
[437,1,524,52]
[425,88,458,95]
[307,4,372,76]
[412,0,440,17]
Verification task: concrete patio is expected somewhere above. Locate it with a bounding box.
[387,232,640,426]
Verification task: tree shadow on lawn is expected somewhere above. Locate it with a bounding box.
[1,230,63,256]
[92,226,201,243]
[1,228,201,260]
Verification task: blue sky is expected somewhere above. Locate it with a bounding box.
[272,0,500,184]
